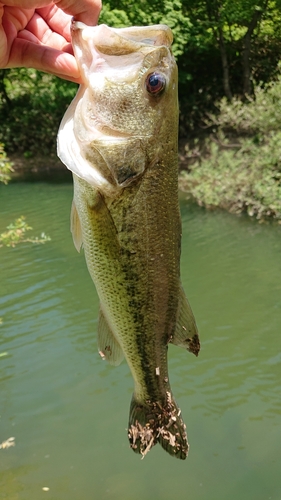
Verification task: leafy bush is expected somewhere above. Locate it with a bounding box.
[0,143,13,184]
[206,78,281,136]
[0,216,51,248]
[179,79,281,220]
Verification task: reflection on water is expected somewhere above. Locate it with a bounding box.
[0,182,280,500]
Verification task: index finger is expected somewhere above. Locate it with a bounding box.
[53,0,101,25]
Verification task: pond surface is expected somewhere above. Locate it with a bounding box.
[0,182,280,500]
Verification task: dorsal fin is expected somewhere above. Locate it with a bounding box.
[70,199,83,252]
[169,285,200,356]
[98,307,124,366]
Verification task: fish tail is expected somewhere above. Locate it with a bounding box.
[128,393,189,460]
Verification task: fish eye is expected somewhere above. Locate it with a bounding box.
[145,72,166,96]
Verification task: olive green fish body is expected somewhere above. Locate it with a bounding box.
[73,147,180,392]
[58,22,200,460]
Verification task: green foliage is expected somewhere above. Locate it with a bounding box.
[179,79,281,220]
[0,69,77,155]
[99,4,130,27]
[0,143,13,184]
[0,216,51,248]
[206,77,281,135]
[178,0,281,128]
[101,0,193,57]
[1,0,281,151]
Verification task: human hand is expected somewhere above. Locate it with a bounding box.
[0,0,101,82]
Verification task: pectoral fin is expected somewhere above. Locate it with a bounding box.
[170,285,200,356]
[98,307,124,366]
[71,199,83,252]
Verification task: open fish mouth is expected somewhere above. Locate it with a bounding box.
[71,21,173,57]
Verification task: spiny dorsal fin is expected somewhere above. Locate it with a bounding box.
[70,199,83,252]
[169,284,200,356]
[98,307,124,366]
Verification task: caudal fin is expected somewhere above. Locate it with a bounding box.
[128,393,189,460]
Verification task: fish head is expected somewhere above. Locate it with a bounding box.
[57,22,178,194]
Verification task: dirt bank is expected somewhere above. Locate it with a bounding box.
[9,153,72,182]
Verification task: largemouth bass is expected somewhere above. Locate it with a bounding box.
[57,21,200,460]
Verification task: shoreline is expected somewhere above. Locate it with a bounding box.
[9,153,72,182]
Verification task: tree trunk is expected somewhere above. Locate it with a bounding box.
[242,3,268,98]
[218,24,232,100]
[207,0,232,100]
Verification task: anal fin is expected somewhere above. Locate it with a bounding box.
[170,284,200,356]
[98,307,124,366]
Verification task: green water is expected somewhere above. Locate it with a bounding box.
[0,182,280,500]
